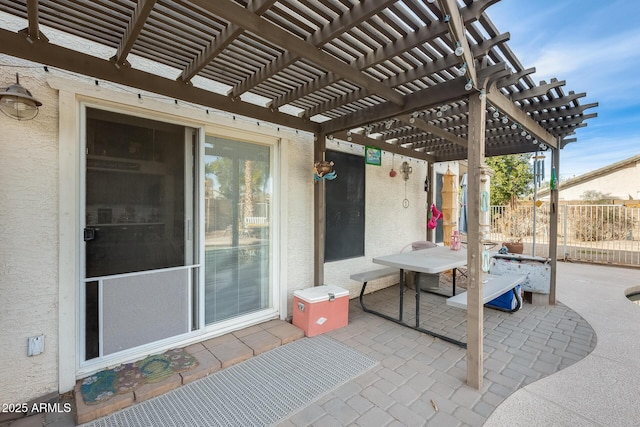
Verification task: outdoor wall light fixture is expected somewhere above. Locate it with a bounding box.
[0,73,42,120]
[479,89,486,100]
[492,109,500,119]
[454,42,464,57]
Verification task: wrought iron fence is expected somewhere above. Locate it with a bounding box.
[488,204,640,266]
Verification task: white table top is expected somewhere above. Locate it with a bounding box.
[372,246,467,274]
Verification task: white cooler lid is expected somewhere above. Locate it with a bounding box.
[293,285,349,303]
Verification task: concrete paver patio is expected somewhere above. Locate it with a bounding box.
[277,265,596,427]
[27,261,639,426]
[485,262,640,427]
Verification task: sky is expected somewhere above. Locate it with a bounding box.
[488,0,640,180]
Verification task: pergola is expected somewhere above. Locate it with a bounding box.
[0,0,597,389]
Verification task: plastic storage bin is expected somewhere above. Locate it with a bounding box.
[293,285,349,337]
[486,284,521,311]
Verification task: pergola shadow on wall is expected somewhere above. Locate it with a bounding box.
[0,0,597,389]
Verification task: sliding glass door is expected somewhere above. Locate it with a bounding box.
[82,107,196,362]
[204,136,272,324]
[79,106,275,367]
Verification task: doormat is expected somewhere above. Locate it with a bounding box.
[80,335,378,426]
[80,348,197,405]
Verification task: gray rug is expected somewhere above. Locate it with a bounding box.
[82,335,378,427]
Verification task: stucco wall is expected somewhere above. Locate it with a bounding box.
[322,148,459,298]
[0,52,461,403]
[282,131,315,312]
[0,56,60,403]
[558,164,640,200]
[322,148,429,297]
[283,138,458,311]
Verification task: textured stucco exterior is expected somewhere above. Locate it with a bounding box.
[538,155,640,201]
[281,129,451,313]
[557,162,640,201]
[0,53,457,403]
[0,57,60,403]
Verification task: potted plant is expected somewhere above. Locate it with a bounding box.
[503,204,525,254]
[503,238,523,254]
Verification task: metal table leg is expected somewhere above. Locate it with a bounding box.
[358,269,466,348]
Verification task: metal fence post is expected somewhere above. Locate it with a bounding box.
[563,204,568,259]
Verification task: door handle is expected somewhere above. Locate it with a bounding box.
[84,227,97,241]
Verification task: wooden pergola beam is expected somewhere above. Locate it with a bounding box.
[440,0,478,87]
[320,77,468,135]
[486,84,557,148]
[299,33,509,118]
[497,67,536,88]
[178,0,276,83]
[26,0,40,41]
[511,78,566,102]
[0,28,319,134]
[331,131,435,163]
[282,2,506,115]
[112,0,157,67]
[521,91,586,113]
[397,114,468,148]
[232,0,396,98]
[188,0,405,106]
[533,102,598,121]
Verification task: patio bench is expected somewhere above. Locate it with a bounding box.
[446,274,526,313]
[350,267,399,311]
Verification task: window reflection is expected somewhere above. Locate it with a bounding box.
[204,136,271,324]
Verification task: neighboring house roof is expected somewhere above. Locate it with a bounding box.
[538,154,640,198]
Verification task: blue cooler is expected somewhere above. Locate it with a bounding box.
[485,284,522,312]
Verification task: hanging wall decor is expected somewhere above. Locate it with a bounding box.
[313,160,337,181]
[427,204,443,229]
[364,146,382,166]
[401,161,412,208]
[389,153,397,177]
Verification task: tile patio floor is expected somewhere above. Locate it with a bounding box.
[277,280,595,427]
[23,261,640,426]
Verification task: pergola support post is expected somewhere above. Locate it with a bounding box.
[548,143,560,304]
[313,132,326,287]
[466,91,487,389]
